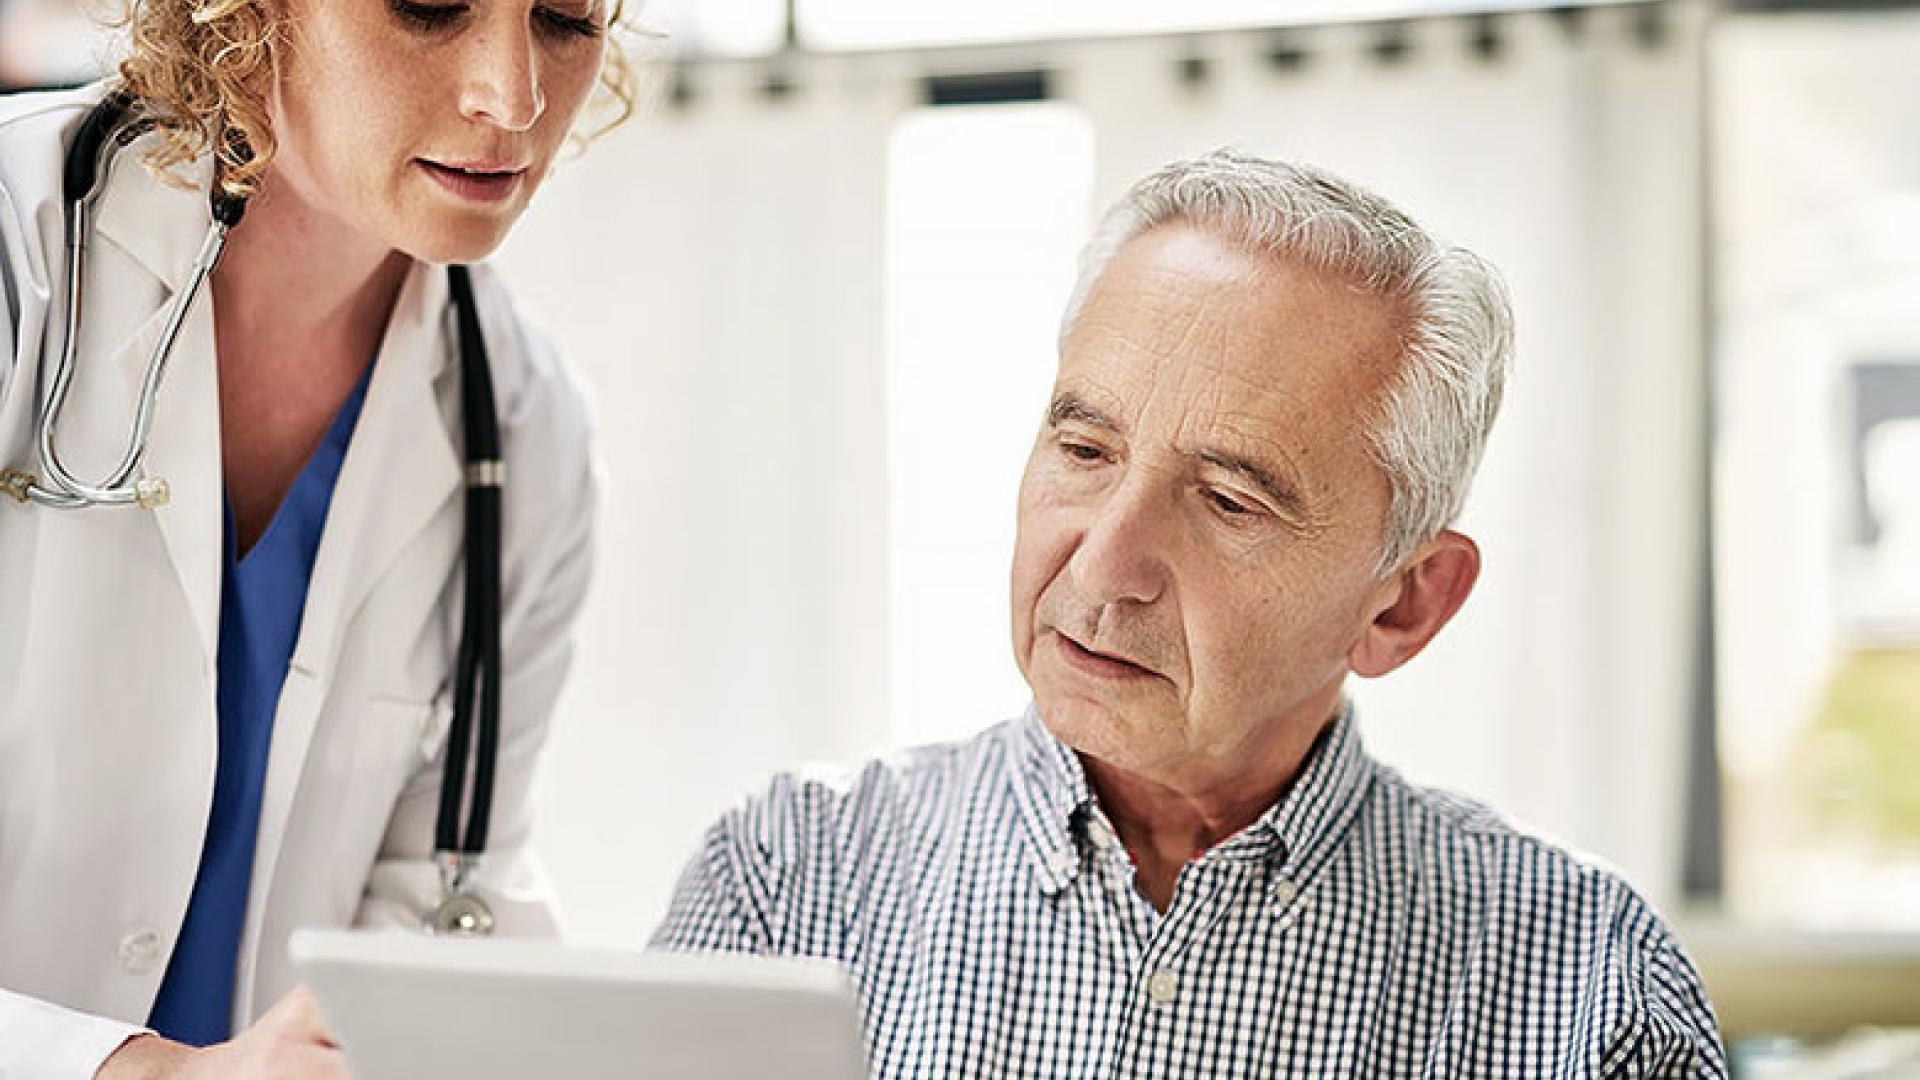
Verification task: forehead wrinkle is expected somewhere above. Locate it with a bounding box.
[1135,270,1250,371]
[1060,226,1397,471]
[1168,277,1398,483]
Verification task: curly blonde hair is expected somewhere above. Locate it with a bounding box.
[116,0,640,200]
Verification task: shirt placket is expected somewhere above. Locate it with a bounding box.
[1103,853,1250,1080]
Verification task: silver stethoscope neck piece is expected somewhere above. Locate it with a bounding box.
[28,218,230,509]
[1,99,232,512]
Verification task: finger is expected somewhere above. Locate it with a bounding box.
[268,986,340,1048]
[284,1042,352,1080]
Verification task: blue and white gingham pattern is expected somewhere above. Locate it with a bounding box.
[651,705,1728,1078]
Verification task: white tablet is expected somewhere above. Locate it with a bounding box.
[290,929,867,1080]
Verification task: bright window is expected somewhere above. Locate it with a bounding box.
[1713,16,1920,931]
[800,0,1657,51]
[629,0,788,57]
[884,102,1096,747]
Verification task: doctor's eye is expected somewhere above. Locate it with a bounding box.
[389,0,466,30]
[535,4,604,37]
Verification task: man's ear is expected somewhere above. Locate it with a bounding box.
[1348,530,1480,679]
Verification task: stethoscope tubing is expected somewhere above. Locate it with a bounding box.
[29,91,211,508]
[442,264,504,860]
[14,89,505,932]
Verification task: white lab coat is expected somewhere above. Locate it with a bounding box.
[0,87,597,1078]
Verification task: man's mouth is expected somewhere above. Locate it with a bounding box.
[1052,630,1157,681]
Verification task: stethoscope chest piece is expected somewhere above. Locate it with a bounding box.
[424,851,496,936]
[425,892,496,937]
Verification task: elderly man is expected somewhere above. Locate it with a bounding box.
[651,151,1725,1078]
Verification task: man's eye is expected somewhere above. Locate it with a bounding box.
[1059,440,1106,464]
[1206,488,1256,517]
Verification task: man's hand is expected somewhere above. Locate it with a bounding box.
[95,987,347,1079]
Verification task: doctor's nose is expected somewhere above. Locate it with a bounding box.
[459,21,548,132]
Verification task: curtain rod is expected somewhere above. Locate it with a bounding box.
[651,1,1678,109]
[651,0,1677,70]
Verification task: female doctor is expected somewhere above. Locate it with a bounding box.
[0,1,630,1076]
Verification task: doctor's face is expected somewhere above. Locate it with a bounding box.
[269,0,607,263]
[1011,224,1408,794]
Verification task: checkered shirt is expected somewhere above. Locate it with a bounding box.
[651,705,1728,1078]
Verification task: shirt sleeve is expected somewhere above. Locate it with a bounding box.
[1601,934,1730,1080]
[0,989,147,1080]
[649,820,771,955]
[648,770,858,959]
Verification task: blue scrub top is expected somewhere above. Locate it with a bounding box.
[148,361,374,1046]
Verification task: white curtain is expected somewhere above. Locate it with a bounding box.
[497,2,1709,943]
[498,58,912,943]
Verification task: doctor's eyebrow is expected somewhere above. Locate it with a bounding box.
[1048,393,1120,434]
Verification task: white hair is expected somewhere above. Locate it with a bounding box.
[1061,149,1515,572]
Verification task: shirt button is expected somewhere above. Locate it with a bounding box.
[1273,878,1299,906]
[1146,969,1179,1005]
[1085,818,1114,851]
[1048,849,1074,877]
[118,928,163,975]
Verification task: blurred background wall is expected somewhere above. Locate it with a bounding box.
[504,0,1717,949]
[7,0,1920,1070]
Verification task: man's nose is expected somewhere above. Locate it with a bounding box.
[458,17,547,133]
[1066,475,1171,608]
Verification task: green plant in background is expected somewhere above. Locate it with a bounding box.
[1799,647,1920,845]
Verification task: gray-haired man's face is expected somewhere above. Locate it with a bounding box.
[1010,223,1408,794]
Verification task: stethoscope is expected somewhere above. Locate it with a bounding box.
[0,90,504,937]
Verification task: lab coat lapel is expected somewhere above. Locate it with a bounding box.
[127,292,223,670]
[87,140,225,667]
[236,261,461,1014]
[294,258,461,677]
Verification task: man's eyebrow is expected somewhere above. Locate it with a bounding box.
[1048,393,1120,433]
[1197,449,1309,517]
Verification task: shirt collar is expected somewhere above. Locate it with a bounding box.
[1006,700,1375,896]
[1246,702,1374,887]
[1007,703,1094,894]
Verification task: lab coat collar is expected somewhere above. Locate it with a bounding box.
[83,126,398,674]
[288,256,462,679]
[80,135,226,669]
[81,138,465,677]
[90,127,218,294]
